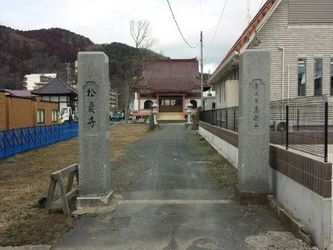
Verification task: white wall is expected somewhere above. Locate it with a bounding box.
[225,80,239,108]
[59,96,68,102]
[25,73,56,90]
[272,169,332,249]
[198,126,238,168]
[59,102,68,110]
[50,96,58,102]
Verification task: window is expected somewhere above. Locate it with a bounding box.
[298,58,306,96]
[37,109,45,124]
[219,83,222,103]
[314,58,322,96]
[331,59,333,95]
[190,100,197,108]
[212,102,216,109]
[52,109,58,122]
[144,100,153,109]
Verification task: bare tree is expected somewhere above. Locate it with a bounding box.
[122,20,157,123]
[130,20,158,49]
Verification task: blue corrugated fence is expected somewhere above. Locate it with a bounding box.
[0,122,78,159]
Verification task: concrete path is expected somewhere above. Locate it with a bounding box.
[51,124,313,250]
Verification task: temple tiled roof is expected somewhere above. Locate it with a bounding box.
[32,78,78,95]
[135,58,201,93]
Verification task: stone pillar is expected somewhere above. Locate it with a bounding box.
[237,49,271,204]
[77,52,112,208]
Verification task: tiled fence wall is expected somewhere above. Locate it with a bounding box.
[198,121,333,249]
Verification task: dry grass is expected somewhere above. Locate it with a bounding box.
[190,135,237,188]
[0,124,148,246]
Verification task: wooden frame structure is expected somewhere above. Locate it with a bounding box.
[45,163,79,215]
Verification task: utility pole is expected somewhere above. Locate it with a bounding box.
[200,31,204,111]
[65,63,71,85]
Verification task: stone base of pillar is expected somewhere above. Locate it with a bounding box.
[184,122,192,129]
[234,185,271,205]
[77,190,113,210]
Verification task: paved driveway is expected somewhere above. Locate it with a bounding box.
[52,124,312,250]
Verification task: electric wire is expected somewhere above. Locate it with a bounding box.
[166,0,199,49]
[204,0,229,61]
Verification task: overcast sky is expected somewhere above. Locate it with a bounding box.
[1,0,265,73]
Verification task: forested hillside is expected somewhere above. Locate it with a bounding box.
[0,25,165,109]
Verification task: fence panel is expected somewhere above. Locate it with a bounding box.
[270,97,329,161]
[0,122,78,159]
[200,107,239,132]
[200,96,330,161]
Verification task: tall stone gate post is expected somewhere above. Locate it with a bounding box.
[77,52,112,209]
[237,49,271,204]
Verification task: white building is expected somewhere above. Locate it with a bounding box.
[23,73,57,90]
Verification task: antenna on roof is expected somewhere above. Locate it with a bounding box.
[247,0,251,24]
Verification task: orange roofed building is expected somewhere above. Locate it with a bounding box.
[132,58,205,122]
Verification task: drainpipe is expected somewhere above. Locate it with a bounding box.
[278,46,285,100]
[287,65,290,99]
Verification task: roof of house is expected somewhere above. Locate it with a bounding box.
[209,0,277,83]
[3,89,35,98]
[134,58,202,93]
[31,78,78,95]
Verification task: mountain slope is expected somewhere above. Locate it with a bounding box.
[0,25,93,89]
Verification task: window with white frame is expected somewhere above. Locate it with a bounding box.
[298,58,306,96]
[52,109,58,122]
[37,109,45,124]
[314,58,322,96]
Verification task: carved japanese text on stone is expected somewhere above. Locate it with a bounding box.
[247,79,266,133]
[83,81,100,134]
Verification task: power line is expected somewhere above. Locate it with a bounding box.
[166,0,199,49]
[204,0,229,61]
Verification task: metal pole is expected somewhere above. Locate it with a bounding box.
[296,108,299,131]
[200,31,204,111]
[234,109,236,132]
[325,102,328,162]
[226,109,228,130]
[286,105,289,150]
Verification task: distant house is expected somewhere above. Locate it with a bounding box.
[23,73,57,90]
[132,58,206,122]
[208,0,333,109]
[2,89,35,98]
[31,78,78,112]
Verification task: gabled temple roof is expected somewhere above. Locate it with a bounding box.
[134,58,201,93]
[32,78,78,95]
